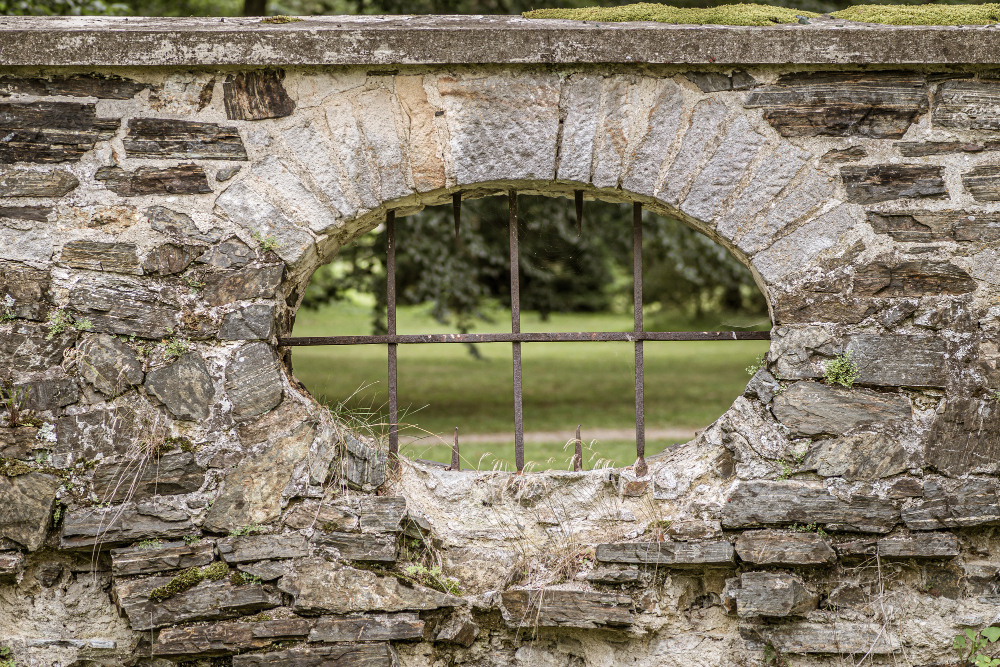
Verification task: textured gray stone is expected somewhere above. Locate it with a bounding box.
[344,432,388,491]
[352,88,411,202]
[620,77,684,196]
[218,304,275,341]
[278,557,462,614]
[0,260,50,321]
[844,334,948,388]
[0,472,58,551]
[308,613,424,643]
[197,237,254,269]
[225,342,283,419]
[77,333,144,397]
[841,164,946,204]
[359,496,407,532]
[0,101,118,163]
[0,224,54,263]
[250,156,341,235]
[313,531,398,562]
[0,167,78,196]
[735,529,836,565]
[591,76,633,190]
[217,533,309,564]
[737,169,836,254]
[53,405,137,460]
[901,479,1000,530]
[96,164,211,196]
[111,539,215,577]
[750,621,900,655]
[145,352,216,421]
[0,551,24,580]
[203,421,314,533]
[69,278,180,338]
[934,79,1000,129]
[60,240,141,274]
[436,610,479,647]
[202,264,283,307]
[146,206,222,243]
[233,644,394,667]
[60,503,197,550]
[142,242,201,276]
[115,576,281,631]
[500,589,633,629]
[751,205,857,284]
[555,75,601,184]
[656,98,727,204]
[215,181,315,269]
[15,376,78,412]
[124,117,247,160]
[438,72,560,184]
[834,532,959,559]
[92,451,206,502]
[737,572,817,618]
[595,540,734,566]
[681,116,767,223]
[963,165,1000,201]
[772,381,912,438]
[281,122,357,220]
[1,321,76,372]
[722,480,900,533]
[800,429,909,481]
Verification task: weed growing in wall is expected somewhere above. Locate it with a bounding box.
[991,390,1000,404]
[45,309,93,340]
[1,380,41,428]
[162,338,191,359]
[404,564,462,596]
[0,294,15,322]
[745,354,766,376]
[229,524,265,537]
[149,561,229,602]
[954,626,1000,666]
[252,230,281,252]
[0,645,15,667]
[823,351,860,388]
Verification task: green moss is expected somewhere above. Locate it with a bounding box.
[261,15,302,24]
[523,3,818,26]
[831,4,1000,26]
[230,571,263,586]
[148,562,230,602]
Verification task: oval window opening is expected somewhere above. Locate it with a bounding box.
[291,193,771,471]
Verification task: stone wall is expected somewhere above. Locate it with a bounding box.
[0,24,999,666]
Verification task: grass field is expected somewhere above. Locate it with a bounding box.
[291,301,770,470]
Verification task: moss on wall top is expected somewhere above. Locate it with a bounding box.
[523,3,818,26]
[524,2,1000,26]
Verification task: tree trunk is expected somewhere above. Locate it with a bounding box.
[243,0,267,16]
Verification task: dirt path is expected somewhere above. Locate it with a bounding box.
[402,427,698,446]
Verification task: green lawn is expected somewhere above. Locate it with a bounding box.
[291,302,769,470]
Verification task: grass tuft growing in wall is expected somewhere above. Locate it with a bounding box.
[523,3,817,26]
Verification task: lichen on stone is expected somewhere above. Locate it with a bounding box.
[523,3,818,26]
[148,561,230,602]
[831,4,1000,25]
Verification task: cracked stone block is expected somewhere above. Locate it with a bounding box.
[92,451,206,502]
[736,572,817,617]
[436,610,479,647]
[115,576,282,631]
[312,531,397,562]
[0,472,59,550]
[145,352,216,421]
[60,241,141,275]
[197,236,254,269]
[77,333,144,398]
[772,381,912,438]
[308,612,424,643]
[343,432,387,491]
[0,166,78,196]
[595,540,734,566]
[500,589,634,629]
[225,342,283,419]
[60,502,198,550]
[901,478,1000,530]
[142,242,202,276]
[124,117,247,160]
[735,529,836,565]
[111,539,215,577]
[217,533,309,564]
[219,304,275,340]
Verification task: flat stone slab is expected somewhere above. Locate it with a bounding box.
[500,589,633,629]
[737,572,817,618]
[313,531,398,562]
[61,504,198,550]
[111,539,214,577]
[901,479,1000,530]
[722,480,900,533]
[0,472,59,551]
[834,532,960,559]
[308,612,424,642]
[735,529,837,565]
[595,540,734,566]
[217,533,309,564]
[772,381,912,437]
[232,643,394,667]
[152,617,314,657]
[745,621,901,655]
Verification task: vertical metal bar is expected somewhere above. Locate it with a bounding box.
[574,424,582,472]
[451,427,460,472]
[453,192,462,242]
[633,203,647,478]
[387,210,398,471]
[509,190,524,473]
[574,190,583,238]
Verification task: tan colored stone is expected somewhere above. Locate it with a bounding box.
[396,75,446,193]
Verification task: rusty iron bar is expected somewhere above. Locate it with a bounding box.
[575,190,583,238]
[574,424,582,472]
[633,202,647,478]
[453,192,461,242]
[451,427,460,471]
[386,210,398,471]
[278,331,771,346]
[510,189,524,474]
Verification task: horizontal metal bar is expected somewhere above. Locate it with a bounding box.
[278,331,771,346]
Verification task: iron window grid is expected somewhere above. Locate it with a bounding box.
[279,191,771,474]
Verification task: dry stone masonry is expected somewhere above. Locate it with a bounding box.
[0,14,999,667]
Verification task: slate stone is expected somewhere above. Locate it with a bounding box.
[15,376,78,411]
[217,533,309,564]
[0,426,37,459]
[152,617,314,658]
[826,583,867,609]
[897,140,1000,156]
[744,72,927,138]
[236,559,291,582]
[225,342,282,419]
[60,241,141,275]
[933,79,1000,129]
[308,612,424,643]
[722,480,900,533]
[435,611,479,647]
[901,479,1000,530]
[92,451,206,502]
[0,551,24,581]
[840,165,946,204]
[96,164,211,196]
[834,532,959,559]
[313,531,398,562]
[54,406,138,460]
[145,352,216,421]
[77,333,144,397]
[283,499,359,532]
[853,260,976,297]
[820,146,867,163]
[927,396,1000,477]
[344,432,388,491]
[60,503,198,550]
[124,117,248,160]
[585,568,645,585]
[867,210,1000,243]
[197,237,254,270]
[216,165,242,182]
[70,277,181,338]
[772,381,912,438]
[0,74,147,99]
[0,102,118,163]
[232,644,394,667]
[145,206,222,244]
[683,70,756,92]
[0,261,50,321]
[595,540,734,566]
[737,572,817,618]
[203,421,314,533]
[142,243,202,276]
[735,529,837,565]
[800,429,909,481]
[218,304,275,340]
[0,321,76,372]
[359,496,407,532]
[111,539,215,577]
[962,165,1000,201]
[0,472,59,550]
[500,589,633,629]
[0,167,78,196]
[0,205,51,221]
[115,576,281,631]
[223,70,295,120]
[279,558,462,615]
[202,264,284,307]
[744,621,900,654]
